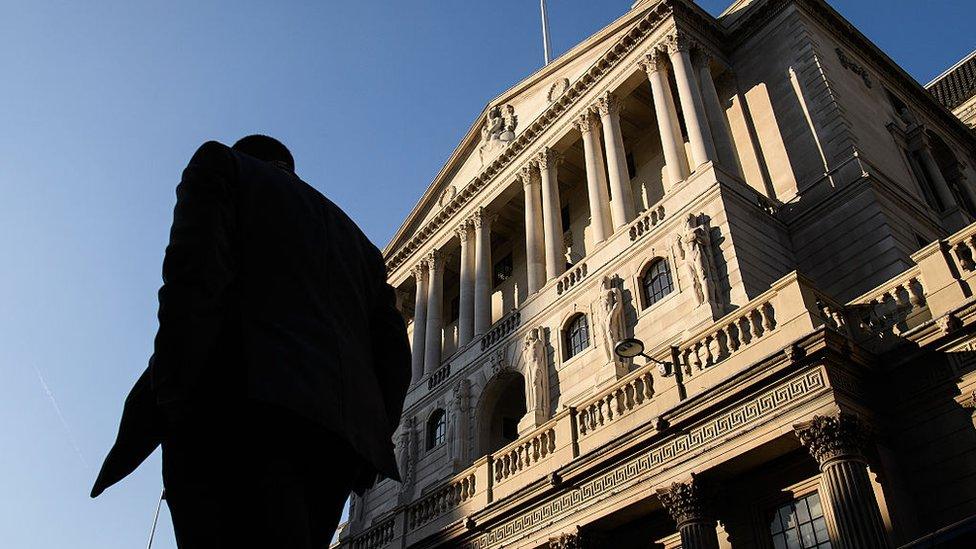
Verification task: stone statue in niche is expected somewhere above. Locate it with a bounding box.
[479,104,518,165]
[675,213,720,310]
[522,327,550,426]
[448,379,470,469]
[597,275,627,373]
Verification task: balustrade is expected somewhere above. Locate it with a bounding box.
[556,263,587,295]
[427,363,451,391]
[576,369,655,438]
[681,301,777,371]
[492,427,557,484]
[848,269,927,340]
[629,205,667,241]
[353,516,396,549]
[407,471,477,531]
[480,310,521,351]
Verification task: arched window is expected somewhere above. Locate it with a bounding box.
[427,409,446,450]
[564,314,590,361]
[642,259,674,308]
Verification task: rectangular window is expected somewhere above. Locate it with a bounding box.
[561,204,571,231]
[493,253,513,287]
[450,296,460,322]
[769,492,831,549]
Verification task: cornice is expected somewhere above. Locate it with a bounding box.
[384,0,677,274]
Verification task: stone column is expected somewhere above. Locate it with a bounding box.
[455,220,475,347]
[657,475,720,549]
[666,33,717,169]
[640,49,689,190]
[539,147,565,280]
[794,413,889,548]
[573,110,612,243]
[409,263,429,385]
[423,250,444,374]
[918,143,960,213]
[521,165,546,294]
[696,51,740,176]
[597,91,637,229]
[473,207,494,336]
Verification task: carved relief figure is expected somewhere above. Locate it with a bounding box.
[396,417,415,501]
[479,104,518,165]
[597,275,626,368]
[448,379,470,468]
[522,327,550,423]
[675,214,720,309]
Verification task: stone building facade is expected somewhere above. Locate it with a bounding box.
[338,0,976,547]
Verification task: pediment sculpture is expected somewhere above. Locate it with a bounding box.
[479,104,518,165]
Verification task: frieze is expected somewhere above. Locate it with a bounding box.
[458,369,826,548]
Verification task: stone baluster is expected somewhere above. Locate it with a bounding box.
[794,413,889,548]
[455,220,475,347]
[597,91,637,228]
[666,33,717,169]
[410,262,429,385]
[573,110,612,243]
[640,49,689,190]
[521,164,546,294]
[423,250,444,374]
[657,475,720,549]
[696,50,740,176]
[539,147,566,280]
[473,207,495,336]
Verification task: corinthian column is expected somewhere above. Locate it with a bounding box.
[521,165,546,294]
[697,50,739,176]
[666,33,717,169]
[409,263,428,385]
[539,147,565,280]
[640,49,689,190]
[657,475,720,549]
[473,207,494,336]
[597,91,637,228]
[794,413,889,548]
[573,110,612,243]
[423,250,444,374]
[455,220,475,347]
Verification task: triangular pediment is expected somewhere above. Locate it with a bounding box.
[384,2,667,261]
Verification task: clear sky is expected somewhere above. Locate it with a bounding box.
[0,1,973,547]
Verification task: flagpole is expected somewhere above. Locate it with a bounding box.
[540,0,552,65]
[146,489,165,549]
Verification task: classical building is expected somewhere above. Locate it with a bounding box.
[338,0,976,547]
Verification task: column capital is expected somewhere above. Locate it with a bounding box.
[638,48,668,75]
[425,249,443,271]
[794,413,872,467]
[572,109,600,135]
[538,147,563,170]
[664,32,695,56]
[411,261,428,279]
[548,532,582,549]
[454,219,472,242]
[518,163,541,188]
[656,474,713,528]
[596,91,622,117]
[471,206,497,229]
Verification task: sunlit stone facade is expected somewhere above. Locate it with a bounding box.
[337,0,976,546]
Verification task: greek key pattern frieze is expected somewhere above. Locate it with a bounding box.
[459,369,826,548]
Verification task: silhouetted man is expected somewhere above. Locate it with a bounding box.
[92,135,411,548]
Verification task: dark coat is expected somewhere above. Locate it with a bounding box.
[92,141,411,497]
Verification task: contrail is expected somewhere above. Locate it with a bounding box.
[33,364,90,472]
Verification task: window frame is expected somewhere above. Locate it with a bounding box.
[426,409,446,451]
[640,258,675,310]
[562,313,590,362]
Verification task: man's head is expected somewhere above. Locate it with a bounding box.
[232,134,295,172]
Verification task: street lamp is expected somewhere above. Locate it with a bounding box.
[613,338,687,401]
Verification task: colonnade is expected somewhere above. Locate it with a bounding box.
[408,32,737,384]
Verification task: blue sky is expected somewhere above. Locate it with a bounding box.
[0,1,972,547]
